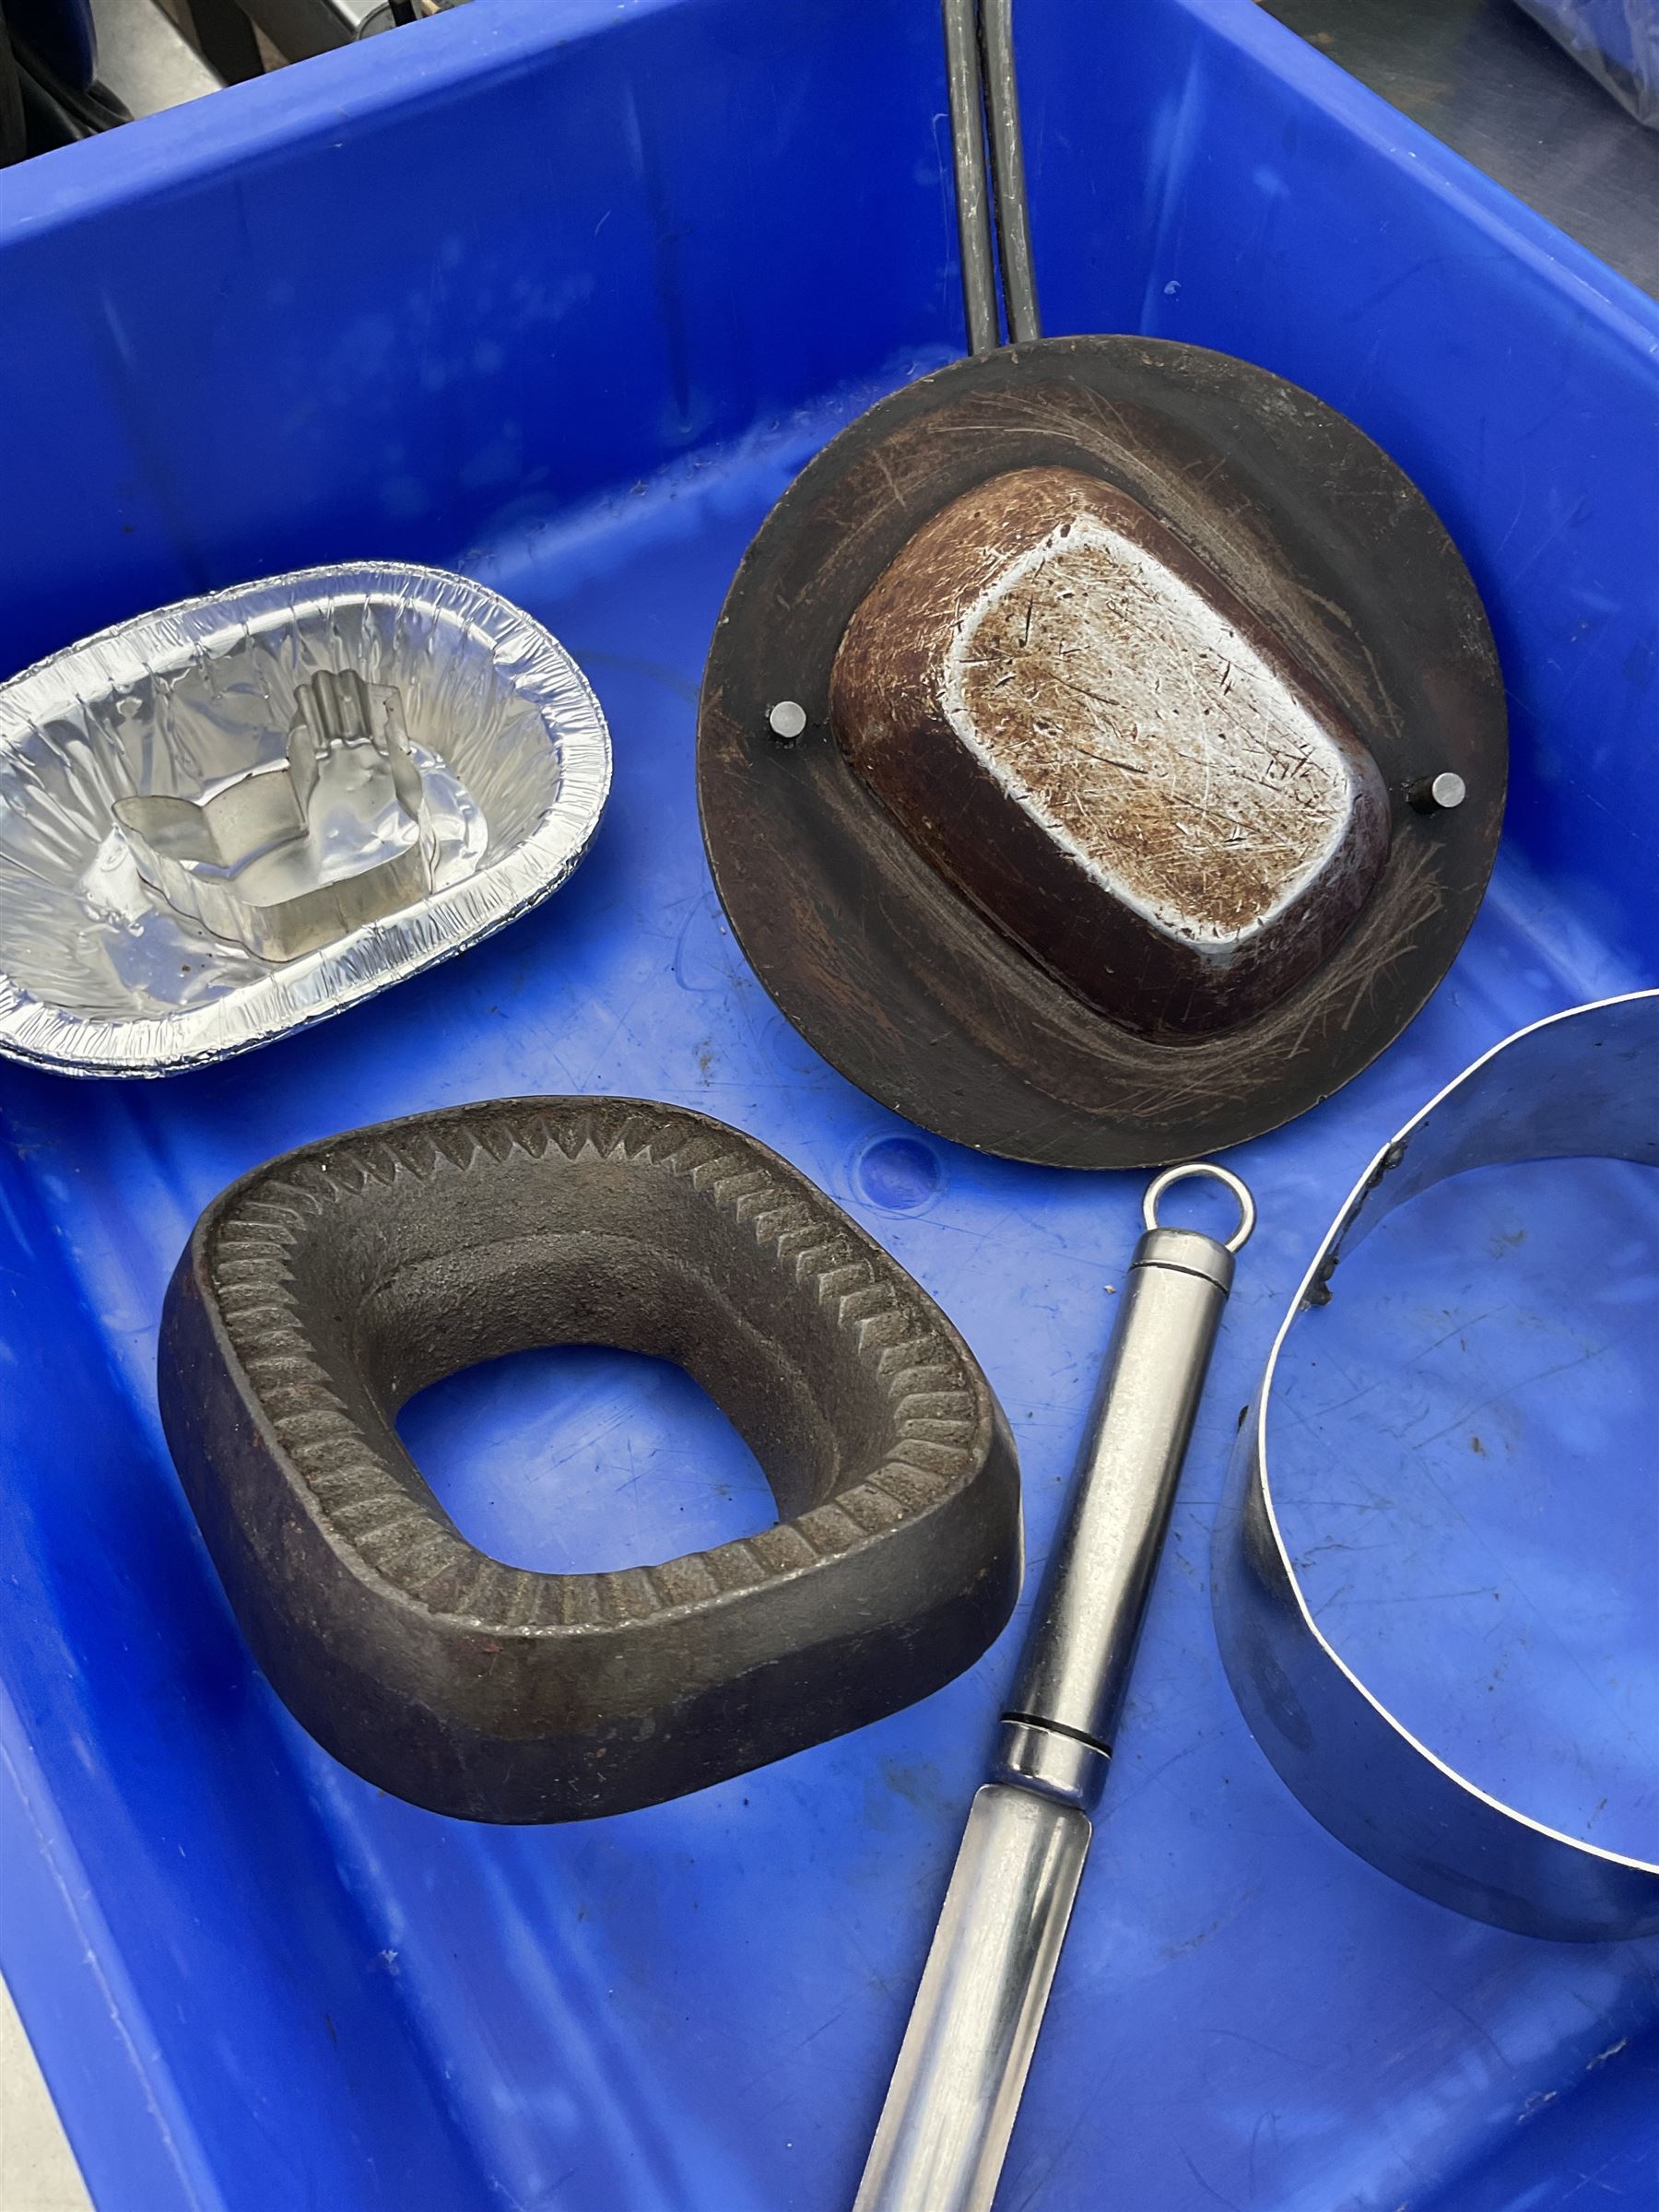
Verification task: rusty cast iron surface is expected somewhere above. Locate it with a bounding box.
[158,1098,1021,1822]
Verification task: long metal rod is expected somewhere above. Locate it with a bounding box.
[941,0,1000,354]
[977,0,1041,344]
[855,1166,1253,2212]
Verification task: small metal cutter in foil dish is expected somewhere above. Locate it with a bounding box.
[0,563,611,1075]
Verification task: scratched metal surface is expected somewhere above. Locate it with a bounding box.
[947,507,1377,945]
[0,0,1654,2207]
[836,463,1387,984]
[1264,0,1659,297]
[1274,1154,1659,1866]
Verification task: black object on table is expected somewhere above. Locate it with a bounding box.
[159,1098,1022,1823]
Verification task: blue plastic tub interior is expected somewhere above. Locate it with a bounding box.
[0,1,1656,2205]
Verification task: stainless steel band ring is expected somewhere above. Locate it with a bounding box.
[1212,989,1659,1940]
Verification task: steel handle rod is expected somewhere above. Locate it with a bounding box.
[978,0,1041,345]
[854,1165,1254,2212]
[942,0,1001,354]
[940,0,1043,353]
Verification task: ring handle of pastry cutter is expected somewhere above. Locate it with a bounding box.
[1212,988,1659,1940]
[1142,1162,1255,1252]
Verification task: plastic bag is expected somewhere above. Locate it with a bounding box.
[1515,0,1659,127]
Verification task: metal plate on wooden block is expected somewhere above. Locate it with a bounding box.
[698,337,1507,1168]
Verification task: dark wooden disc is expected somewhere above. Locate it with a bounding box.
[697,337,1507,1169]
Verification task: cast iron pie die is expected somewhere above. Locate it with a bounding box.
[158,1098,1021,1822]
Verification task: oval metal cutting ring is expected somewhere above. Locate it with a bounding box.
[1212,989,1659,1940]
[1141,1162,1255,1252]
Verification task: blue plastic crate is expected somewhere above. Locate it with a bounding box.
[0,1,1655,2206]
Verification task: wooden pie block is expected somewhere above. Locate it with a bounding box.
[830,466,1390,1038]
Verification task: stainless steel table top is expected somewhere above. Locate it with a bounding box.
[1266,0,1659,298]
